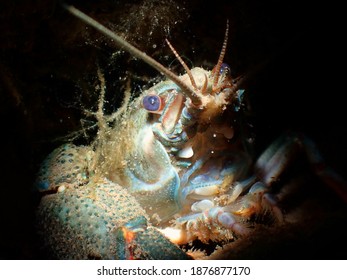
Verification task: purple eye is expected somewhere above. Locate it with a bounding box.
[220,63,231,75]
[142,95,163,112]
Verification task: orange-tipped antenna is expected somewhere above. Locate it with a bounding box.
[165,39,198,90]
[62,4,201,107]
[213,20,229,90]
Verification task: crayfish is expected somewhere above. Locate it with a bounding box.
[35,5,347,259]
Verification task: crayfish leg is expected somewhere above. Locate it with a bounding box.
[114,216,191,260]
[255,132,347,203]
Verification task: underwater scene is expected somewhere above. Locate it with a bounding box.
[1,0,346,259]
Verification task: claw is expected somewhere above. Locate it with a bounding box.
[35,144,93,192]
[38,4,347,260]
[37,177,189,259]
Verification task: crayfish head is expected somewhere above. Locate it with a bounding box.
[180,66,240,124]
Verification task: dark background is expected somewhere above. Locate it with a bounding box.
[0,0,346,259]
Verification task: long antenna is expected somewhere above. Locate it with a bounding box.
[62,4,202,106]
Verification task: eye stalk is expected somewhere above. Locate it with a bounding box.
[142,95,164,113]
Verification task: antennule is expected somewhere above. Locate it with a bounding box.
[212,20,229,90]
[165,39,198,90]
[62,4,201,106]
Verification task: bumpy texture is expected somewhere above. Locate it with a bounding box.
[37,178,150,259]
[36,144,94,191]
[36,144,189,259]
